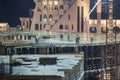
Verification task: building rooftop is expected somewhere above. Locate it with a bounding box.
[0,23,8,26]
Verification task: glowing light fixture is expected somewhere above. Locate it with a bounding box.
[54,1,58,5]
[43,0,47,5]
[49,1,52,5]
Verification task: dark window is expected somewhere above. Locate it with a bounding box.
[65,25,69,30]
[40,15,42,21]
[60,5,64,10]
[59,25,63,29]
[28,36,31,40]
[89,26,97,33]
[20,35,22,40]
[27,21,29,28]
[77,6,80,32]
[23,21,25,26]
[43,24,46,28]
[60,34,63,40]
[113,26,120,34]
[44,15,47,18]
[49,15,52,19]
[43,15,47,21]
[72,25,74,30]
[81,6,84,32]
[54,5,58,10]
[40,24,42,30]
[68,14,70,20]
[35,24,39,30]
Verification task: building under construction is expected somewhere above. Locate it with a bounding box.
[0,0,120,80]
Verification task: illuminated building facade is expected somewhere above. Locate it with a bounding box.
[29,0,90,33]
[1,0,120,80]
[0,23,9,31]
[23,0,120,34]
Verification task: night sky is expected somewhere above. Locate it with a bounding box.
[0,0,35,27]
[0,0,97,27]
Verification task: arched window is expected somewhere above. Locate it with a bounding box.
[49,15,52,18]
[65,25,69,30]
[43,15,47,21]
[101,26,107,34]
[60,5,64,10]
[35,24,39,30]
[44,15,47,19]
[54,5,58,10]
[113,26,120,34]
[89,26,97,33]
[59,25,63,29]
[49,15,52,21]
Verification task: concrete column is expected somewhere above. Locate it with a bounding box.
[14,48,17,54]
[47,47,49,54]
[74,46,78,54]
[97,0,102,34]
[34,48,36,54]
[22,35,24,40]
[100,46,105,80]
[27,48,30,54]
[18,35,20,40]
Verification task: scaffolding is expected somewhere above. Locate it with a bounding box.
[104,0,119,80]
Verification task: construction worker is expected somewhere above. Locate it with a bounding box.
[90,34,94,43]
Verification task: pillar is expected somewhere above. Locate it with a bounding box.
[77,0,90,33]
[97,0,102,34]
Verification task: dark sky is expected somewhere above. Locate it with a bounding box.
[0,0,35,27]
[0,0,100,27]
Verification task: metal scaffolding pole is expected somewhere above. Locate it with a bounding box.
[104,0,119,80]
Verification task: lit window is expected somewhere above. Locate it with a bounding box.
[49,1,53,5]
[54,1,58,5]
[43,0,47,5]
